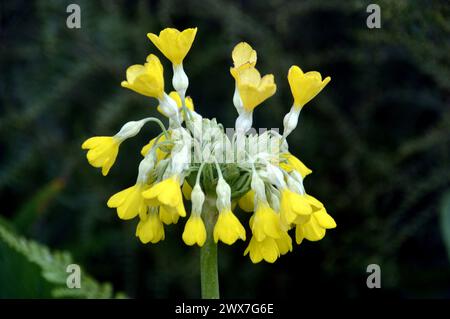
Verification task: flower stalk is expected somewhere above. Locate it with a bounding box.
[200,201,219,299]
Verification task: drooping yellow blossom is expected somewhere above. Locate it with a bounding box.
[121,54,164,98]
[244,230,292,264]
[140,134,169,160]
[276,231,293,255]
[157,91,194,118]
[238,190,255,212]
[182,214,207,246]
[288,65,330,109]
[279,153,312,178]
[107,183,150,220]
[147,28,197,65]
[249,203,282,241]
[280,189,312,226]
[295,195,336,243]
[159,205,180,225]
[142,176,186,217]
[136,210,165,244]
[235,67,277,112]
[213,209,246,245]
[295,208,336,243]
[82,136,120,176]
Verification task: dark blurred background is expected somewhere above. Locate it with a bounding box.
[0,0,449,298]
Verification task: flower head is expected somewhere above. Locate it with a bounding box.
[121,54,164,98]
[82,27,335,269]
[147,28,197,65]
[288,65,330,109]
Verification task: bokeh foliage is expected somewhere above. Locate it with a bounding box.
[0,0,449,298]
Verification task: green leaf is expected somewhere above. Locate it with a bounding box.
[0,217,127,298]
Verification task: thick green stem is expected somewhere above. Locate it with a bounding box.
[200,205,219,299]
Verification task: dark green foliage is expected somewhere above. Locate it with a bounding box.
[0,0,449,298]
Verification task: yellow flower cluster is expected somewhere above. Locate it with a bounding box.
[81,27,335,264]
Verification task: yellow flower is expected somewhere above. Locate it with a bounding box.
[244,231,292,263]
[238,190,255,212]
[159,205,180,225]
[147,28,197,65]
[280,189,312,225]
[213,209,246,245]
[288,65,330,109]
[232,42,257,68]
[244,236,278,263]
[182,214,207,246]
[121,54,164,98]
[279,153,312,178]
[295,195,336,243]
[82,136,120,176]
[140,134,169,160]
[230,42,257,79]
[235,67,276,112]
[142,176,186,217]
[295,208,336,243]
[157,91,194,118]
[107,183,150,220]
[276,231,293,255]
[249,203,282,241]
[136,210,165,244]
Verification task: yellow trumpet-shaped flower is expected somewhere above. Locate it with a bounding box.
[142,176,186,217]
[121,54,164,98]
[136,210,165,244]
[244,231,292,264]
[238,190,255,212]
[159,205,180,225]
[280,189,312,226]
[235,67,276,112]
[182,214,207,246]
[140,134,169,160]
[157,91,194,118]
[288,65,331,109]
[147,28,197,65]
[295,195,335,243]
[279,153,312,178]
[82,136,120,176]
[213,209,246,245]
[295,208,336,243]
[249,203,282,241]
[107,183,150,220]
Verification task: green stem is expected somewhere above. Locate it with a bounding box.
[200,206,219,299]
